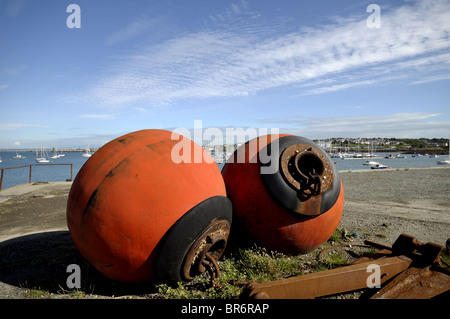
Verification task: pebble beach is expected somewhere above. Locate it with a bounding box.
[339,166,450,247]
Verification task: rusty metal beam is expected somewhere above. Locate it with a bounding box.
[243,255,412,299]
[371,264,450,299]
[241,234,450,299]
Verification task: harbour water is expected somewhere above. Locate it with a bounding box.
[0,151,86,190]
[0,150,448,190]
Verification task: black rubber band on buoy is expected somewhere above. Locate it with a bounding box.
[260,136,341,215]
[153,195,232,284]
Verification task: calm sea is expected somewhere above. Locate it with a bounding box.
[0,150,447,190]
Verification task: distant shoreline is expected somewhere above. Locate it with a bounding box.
[338,165,450,173]
[0,149,99,153]
[1,147,448,155]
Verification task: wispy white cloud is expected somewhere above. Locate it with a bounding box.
[80,113,116,120]
[50,133,125,148]
[166,112,449,142]
[209,1,249,23]
[262,112,450,138]
[3,65,27,76]
[230,3,241,15]
[303,80,379,95]
[0,123,48,130]
[0,133,127,149]
[0,84,9,90]
[80,0,450,107]
[5,0,26,17]
[411,73,450,85]
[106,13,161,45]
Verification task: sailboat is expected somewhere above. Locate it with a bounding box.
[50,147,61,159]
[437,139,450,165]
[35,147,50,163]
[82,147,92,158]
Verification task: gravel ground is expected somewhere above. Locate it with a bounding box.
[0,167,449,299]
[338,167,450,248]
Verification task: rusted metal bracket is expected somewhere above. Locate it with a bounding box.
[368,234,450,299]
[242,255,412,299]
[181,219,230,284]
[370,264,450,299]
[241,234,450,299]
[280,144,333,203]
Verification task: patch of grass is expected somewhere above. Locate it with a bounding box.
[154,228,394,299]
[0,202,12,214]
[232,246,306,282]
[156,245,314,299]
[321,252,347,269]
[23,286,87,299]
[57,286,89,299]
[24,287,51,299]
[156,238,385,299]
[441,252,450,270]
[329,229,344,242]
[328,228,356,243]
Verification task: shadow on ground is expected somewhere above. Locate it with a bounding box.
[0,231,157,297]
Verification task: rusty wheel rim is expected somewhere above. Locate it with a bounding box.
[181,219,230,281]
[280,144,334,198]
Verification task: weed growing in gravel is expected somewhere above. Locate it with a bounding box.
[441,251,450,270]
[155,229,368,299]
[156,245,315,299]
[0,202,12,214]
[24,287,50,298]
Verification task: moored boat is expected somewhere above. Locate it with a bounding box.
[363,160,380,166]
[437,159,450,165]
[35,147,50,163]
[12,153,26,160]
[82,147,92,158]
[371,163,389,169]
[437,138,450,165]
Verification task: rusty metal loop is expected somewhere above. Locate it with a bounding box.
[201,253,220,285]
[181,219,229,282]
[297,168,322,201]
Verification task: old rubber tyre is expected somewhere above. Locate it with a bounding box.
[154,196,232,284]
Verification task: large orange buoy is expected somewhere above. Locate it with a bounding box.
[222,134,344,255]
[67,129,232,284]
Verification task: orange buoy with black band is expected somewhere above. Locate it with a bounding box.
[222,134,344,255]
[67,129,232,284]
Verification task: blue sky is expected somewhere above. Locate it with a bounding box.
[1,0,449,148]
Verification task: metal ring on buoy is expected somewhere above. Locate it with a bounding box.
[154,196,231,284]
[260,136,341,216]
[67,129,232,284]
[222,134,344,255]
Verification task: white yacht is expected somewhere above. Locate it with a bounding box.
[82,147,92,158]
[437,139,450,165]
